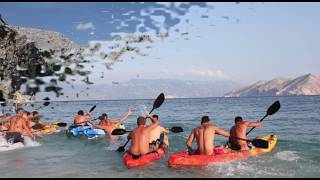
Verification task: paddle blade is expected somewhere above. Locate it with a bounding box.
[170,127,184,133]
[112,128,127,135]
[56,122,67,127]
[117,146,125,152]
[252,139,269,149]
[89,105,96,113]
[266,101,281,116]
[153,93,165,110]
[43,101,50,106]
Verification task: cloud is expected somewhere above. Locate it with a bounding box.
[189,69,227,79]
[76,22,95,31]
[160,68,229,80]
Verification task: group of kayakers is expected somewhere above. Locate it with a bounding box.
[0,108,51,144]
[0,105,262,161]
[72,107,262,159]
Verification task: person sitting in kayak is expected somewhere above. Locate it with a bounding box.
[229,116,262,151]
[6,109,35,143]
[148,114,169,152]
[88,108,132,141]
[27,111,50,130]
[186,116,230,155]
[74,110,93,126]
[127,114,160,159]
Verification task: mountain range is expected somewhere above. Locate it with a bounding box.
[224,73,320,97]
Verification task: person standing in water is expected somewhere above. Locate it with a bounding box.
[88,108,132,141]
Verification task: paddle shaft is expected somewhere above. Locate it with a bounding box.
[246,114,267,135]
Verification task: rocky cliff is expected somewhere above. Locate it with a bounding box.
[224,73,320,97]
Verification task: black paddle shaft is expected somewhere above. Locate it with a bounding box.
[246,114,268,135]
[117,93,165,152]
[246,100,280,136]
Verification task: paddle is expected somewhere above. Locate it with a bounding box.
[116,93,165,152]
[112,126,184,135]
[246,100,280,135]
[228,136,269,149]
[35,101,50,111]
[224,100,281,148]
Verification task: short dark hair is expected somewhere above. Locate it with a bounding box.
[235,116,243,123]
[102,113,107,117]
[152,114,159,119]
[78,110,84,115]
[201,116,210,124]
[137,116,146,126]
[32,111,38,116]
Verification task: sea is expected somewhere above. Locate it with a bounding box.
[0,96,319,178]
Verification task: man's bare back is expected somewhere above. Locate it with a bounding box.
[74,110,93,126]
[229,116,261,150]
[187,116,229,155]
[128,114,159,158]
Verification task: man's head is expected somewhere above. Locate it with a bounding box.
[31,111,38,117]
[22,110,29,118]
[235,116,243,123]
[99,113,108,120]
[137,116,146,126]
[201,116,210,125]
[16,108,24,114]
[152,114,159,120]
[78,110,84,115]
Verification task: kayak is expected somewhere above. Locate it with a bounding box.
[83,128,105,140]
[33,123,61,135]
[168,133,277,168]
[123,147,166,168]
[66,125,106,139]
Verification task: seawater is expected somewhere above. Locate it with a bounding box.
[0,96,319,178]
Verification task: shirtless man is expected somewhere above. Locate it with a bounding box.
[186,116,230,155]
[7,110,35,143]
[127,114,160,159]
[229,116,262,151]
[88,108,132,141]
[27,111,49,130]
[74,110,93,126]
[148,114,170,152]
[0,113,11,131]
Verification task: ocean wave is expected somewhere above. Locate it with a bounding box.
[274,151,300,161]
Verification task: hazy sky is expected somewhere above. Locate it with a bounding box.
[1,2,320,85]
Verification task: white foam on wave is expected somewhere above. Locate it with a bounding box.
[0,135,41,152]
[23,136,41,147]
[274,151,301,161]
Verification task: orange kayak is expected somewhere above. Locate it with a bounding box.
[124,147,166,168]
[168,133,277,168]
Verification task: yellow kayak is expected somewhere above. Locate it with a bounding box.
[33,122,62,135]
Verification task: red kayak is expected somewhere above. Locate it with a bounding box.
[168,134,277,168]
[123,147,166,168]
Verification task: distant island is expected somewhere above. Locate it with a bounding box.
[224,73,320,97]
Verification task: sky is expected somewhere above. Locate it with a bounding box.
[1,2,320,87]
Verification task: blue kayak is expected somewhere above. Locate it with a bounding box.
[66,125,105,139]
[84,128,106,140]
[66,124,126,139]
